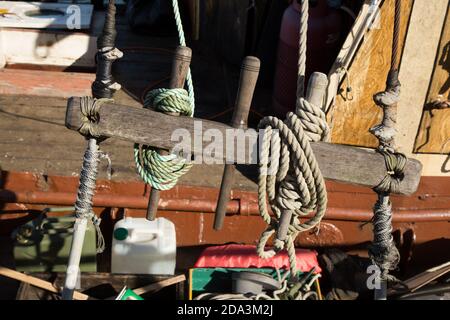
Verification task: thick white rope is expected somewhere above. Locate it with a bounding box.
[256,0,329,276]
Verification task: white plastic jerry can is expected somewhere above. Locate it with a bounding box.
[111,217,176,275]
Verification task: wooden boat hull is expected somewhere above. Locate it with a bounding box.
[1,170,449,274]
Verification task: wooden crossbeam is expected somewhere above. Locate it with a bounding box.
[65,97,422,195]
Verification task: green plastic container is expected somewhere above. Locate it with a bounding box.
[13,215,97,272]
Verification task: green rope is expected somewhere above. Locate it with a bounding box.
[171,0,195,112]
[134,89,193,190]
[144,88,192,116]
[133,0,195,192]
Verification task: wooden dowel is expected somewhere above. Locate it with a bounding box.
[214,56,260,230]
[146,46,192,221]
[305,72,328,110]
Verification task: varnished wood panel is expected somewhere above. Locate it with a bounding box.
[414,7,450,154]
[329,0,414,147]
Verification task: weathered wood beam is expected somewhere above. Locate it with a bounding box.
[65,97,422,195]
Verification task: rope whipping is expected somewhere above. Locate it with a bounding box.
[134,0,195,192]
[256,0,330,276]
[368,0,405,286]
[92,0,123,99]
[74,97,115,253]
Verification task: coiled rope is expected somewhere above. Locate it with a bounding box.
[256,0,329,276]
[134,89,193,190]
[133,0,195,191]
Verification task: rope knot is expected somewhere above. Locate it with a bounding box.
[374,150,407,194]
[373,86,400,107]
[135,88,194,191]
[79,97,113,138]
[144,88,192,116]
[256,97,329,275]
[296,98,330,142]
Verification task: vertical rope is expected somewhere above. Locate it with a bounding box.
[369,0,403,299]
[296,0,309,100]
[171,0,196,113]
[391,0,401,71]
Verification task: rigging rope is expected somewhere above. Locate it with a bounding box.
[256,0,329,276]
[369,0,405,290]
[133,0,195,192]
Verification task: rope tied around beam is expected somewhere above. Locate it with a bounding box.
[369,150,406,282]
[374,151,407,195]
[79,96,113,137]
[257,99,329,275]
[256,0,330,276]
[133,0,195,193]
[134,89,193,191]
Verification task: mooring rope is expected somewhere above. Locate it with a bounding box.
[133,0,195,192]
[256,0,329,276]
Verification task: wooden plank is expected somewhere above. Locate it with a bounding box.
[414,7,450,154]
[0,267,89,300]
[415,154,450,176]
[329,0,414,147]
[132,274,186,296]
[65,97,423,195]
[0,69,94,98]
[326,0,381,112]
[396,0,449,158]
